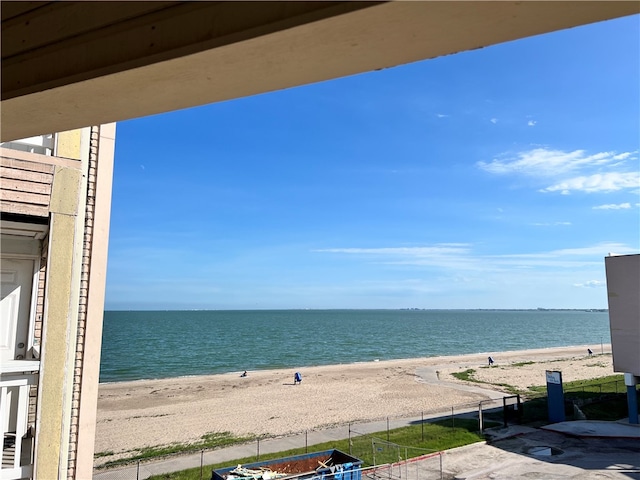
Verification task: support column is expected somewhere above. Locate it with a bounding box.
[625,373,639,424]
[34,166,84,479]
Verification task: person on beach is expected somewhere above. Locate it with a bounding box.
[240,370,247,377]
[488,356,494,366]
[588,348,593,356]
[294,372,302,385]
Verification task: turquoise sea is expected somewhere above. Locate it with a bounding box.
[99,309,611,383]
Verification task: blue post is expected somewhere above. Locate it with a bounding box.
[625,373,639,424]
[546,371,565,423]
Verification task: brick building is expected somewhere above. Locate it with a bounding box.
[1,127,115,479]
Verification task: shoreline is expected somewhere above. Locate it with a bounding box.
[96,344,613,467]
[98,343,610,386]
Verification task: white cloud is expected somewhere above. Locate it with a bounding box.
[315,242,637,272]
[314,244,471,256]
[314,244,474,269]
[436,113,449,118]
[478,148,639,195]
[527,120,537,127]
[499,243,636,258]
[593,202,632,210]
[573,280,605,288]
[490,118,498,124]
[306,242,639,308]
[478,148,632,177]
[315,243,485,272]
[532,221,572,226]
[540,172,640,194]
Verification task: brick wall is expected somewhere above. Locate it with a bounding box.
[67,125,100,479]
[28,237,48,429]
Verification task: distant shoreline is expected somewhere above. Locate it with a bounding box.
[98,343,611,386]
[104,308,609,312]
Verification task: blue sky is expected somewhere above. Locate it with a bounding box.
[105,15,639,310]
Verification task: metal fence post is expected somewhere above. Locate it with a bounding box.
[387,417,390,442]
[136,460,140,480]
[257,437,260,460]
[372,438,376,466]
[348,423,351,455]
[201,449,204,480]
[421,411,424,441]
[405,447,408,478]
[305,430,308,453]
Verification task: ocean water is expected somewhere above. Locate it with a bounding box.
[99,309,611,383]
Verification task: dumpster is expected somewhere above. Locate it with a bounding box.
[211,449,362,480]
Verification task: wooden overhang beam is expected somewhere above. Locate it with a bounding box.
[2,1,638,142]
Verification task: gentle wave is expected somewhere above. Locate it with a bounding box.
[100,309,610,383]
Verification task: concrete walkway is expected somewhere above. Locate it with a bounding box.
[543,419,640,438]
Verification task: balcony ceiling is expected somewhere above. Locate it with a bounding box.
[2,1,638,142]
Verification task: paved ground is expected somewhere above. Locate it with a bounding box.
[438,423,640,479]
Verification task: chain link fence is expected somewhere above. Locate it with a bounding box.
[94,400,486,480]
[564,378,627,396]
[350,431,444,480]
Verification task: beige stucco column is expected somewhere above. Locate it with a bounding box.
[34,131,89,479]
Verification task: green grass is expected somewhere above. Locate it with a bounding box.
[97,431,255,469]
[563,375,625,394]
[94,450,115,458]
[511,361,535,367]
[450,369,520,395]
[581,396,638,420]
[146,418,495,480]
[451,369,477,382]
[509,374,631,424]
[451,369,632,425]
[527,374,625,397]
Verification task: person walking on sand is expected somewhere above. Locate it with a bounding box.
[294,372,302,385]
[488,356,494,366]
[588,348,593,356]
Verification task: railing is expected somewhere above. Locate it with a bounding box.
[1,367,39,480]
[0,134,55,156]
[564,379,627,396]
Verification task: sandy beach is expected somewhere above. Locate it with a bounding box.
[95,344,613,466]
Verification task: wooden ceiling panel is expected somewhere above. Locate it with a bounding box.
[2,2,181,58]
[1,1,638,142]
[0,2,51,22]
